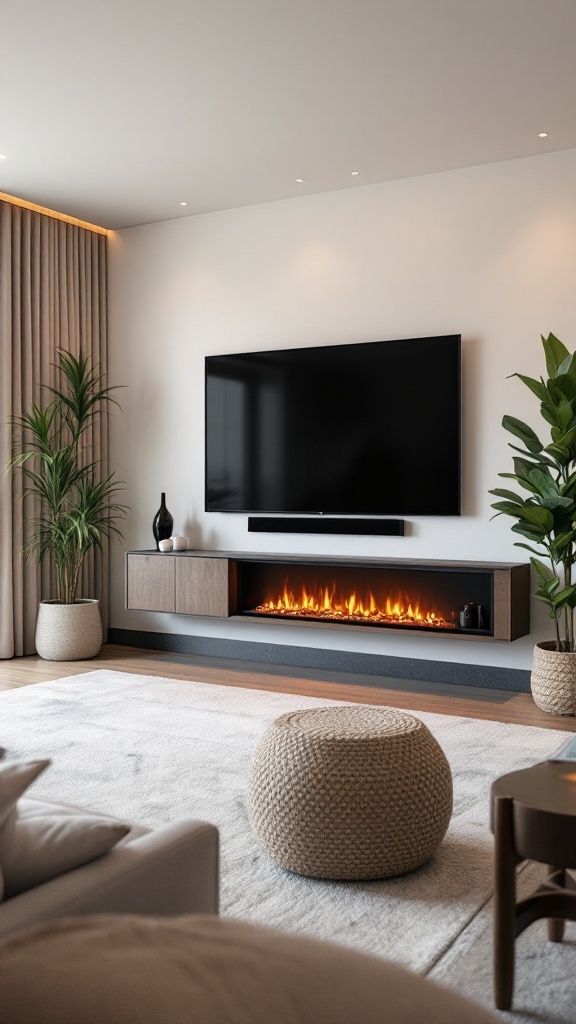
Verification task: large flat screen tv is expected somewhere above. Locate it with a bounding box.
[205,334,461,516]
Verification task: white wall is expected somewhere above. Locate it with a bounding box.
[108,149,576,671]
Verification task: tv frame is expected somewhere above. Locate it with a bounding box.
[205,334,461,517]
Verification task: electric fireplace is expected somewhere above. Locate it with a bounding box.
[237,561,493,636]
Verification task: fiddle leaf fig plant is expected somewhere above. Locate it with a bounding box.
[8,350,128,605]
[490,333,576,653]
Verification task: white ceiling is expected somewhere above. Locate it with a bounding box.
[1,0,575,230]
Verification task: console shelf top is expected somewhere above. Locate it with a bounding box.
[129,549,528,572]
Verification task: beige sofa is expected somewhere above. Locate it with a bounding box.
[0,914,500,1024]
[0,797,219,941]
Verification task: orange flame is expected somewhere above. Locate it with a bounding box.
[252,582,456,629]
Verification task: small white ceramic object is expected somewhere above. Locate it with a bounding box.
[171,536,188,551]
[158,538,173,552]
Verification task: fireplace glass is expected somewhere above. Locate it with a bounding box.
[237,561,493,635]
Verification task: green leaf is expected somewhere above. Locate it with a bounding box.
[499,472,540,495]
[530,556,554,581]
[559,472,576,497]
[533,592,557,611]
[523,463,558,494]
[557,353,576,376]
[506,443,559,469]
[509,373,549,402]
[543,332,571,379]
[514,541,545,557]
[540,402,561,429]
[490,500,527,517]
[495,509,554,540]
[550,584,576,611]
[557,585,573,606]
[547,379,569,406]
[501,474,545,498]
[502,416,543,454]
[510,522,547,543]
[517,505,554,530]
[526,467,574,507]
[545,442,572,462]
[552,529,576,551]
[556,397,574,430]
[537,494,574,511]
[488,488,526,505]
[490,501,555,533]
[551,372,576,404]
[511,522,547,542]
[549,424,576,450]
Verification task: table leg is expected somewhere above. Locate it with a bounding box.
[494,795,517,1011]
[547,866,566,942]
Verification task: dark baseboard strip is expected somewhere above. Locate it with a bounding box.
[108,628,531,693]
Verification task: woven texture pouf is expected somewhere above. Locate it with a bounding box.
[248,706,453,880]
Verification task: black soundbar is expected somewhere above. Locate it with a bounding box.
[247,517,405,536]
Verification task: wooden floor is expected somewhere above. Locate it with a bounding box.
[1,643,575,733]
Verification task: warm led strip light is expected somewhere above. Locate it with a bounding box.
[0,191,109,235]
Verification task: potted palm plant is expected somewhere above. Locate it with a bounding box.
[490,332,576,714]
[8,350,127,660]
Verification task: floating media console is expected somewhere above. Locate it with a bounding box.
[126,551,530,642]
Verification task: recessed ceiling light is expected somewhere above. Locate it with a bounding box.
[351,170,360,176]
[537,132,549,138]
[179,201,188,206]
[295,178,305,183]
[0,154,7,161]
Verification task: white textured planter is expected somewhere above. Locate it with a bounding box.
[35,599,102,661]
[531,641,576,716]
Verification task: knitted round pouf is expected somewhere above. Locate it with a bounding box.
[248,706,453,880]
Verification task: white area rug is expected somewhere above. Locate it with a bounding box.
[0,669,574,1022]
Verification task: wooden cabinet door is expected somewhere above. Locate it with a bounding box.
[175,557,232,617]
[127,554,175,612]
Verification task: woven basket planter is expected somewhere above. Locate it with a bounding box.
[248,706,453,880]
[531,641,576,716]
[35,599,102,661]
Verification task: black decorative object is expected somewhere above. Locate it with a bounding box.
[459,602,479,629]
[152,492,173,550]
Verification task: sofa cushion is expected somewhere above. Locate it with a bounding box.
[0,760,130,899]
[0,914,499,1024]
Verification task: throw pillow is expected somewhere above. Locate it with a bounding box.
[0,759,49,826]
[0,760,48,901]
[0,914,500,1024]
[0,759,130,900]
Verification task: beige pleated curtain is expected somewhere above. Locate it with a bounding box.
[0,198,108,658]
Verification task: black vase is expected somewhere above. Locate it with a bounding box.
[152,492,173,549]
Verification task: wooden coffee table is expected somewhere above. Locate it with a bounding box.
[491,760,576,1010]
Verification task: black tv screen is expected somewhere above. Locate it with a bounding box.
[205,335,461,516]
